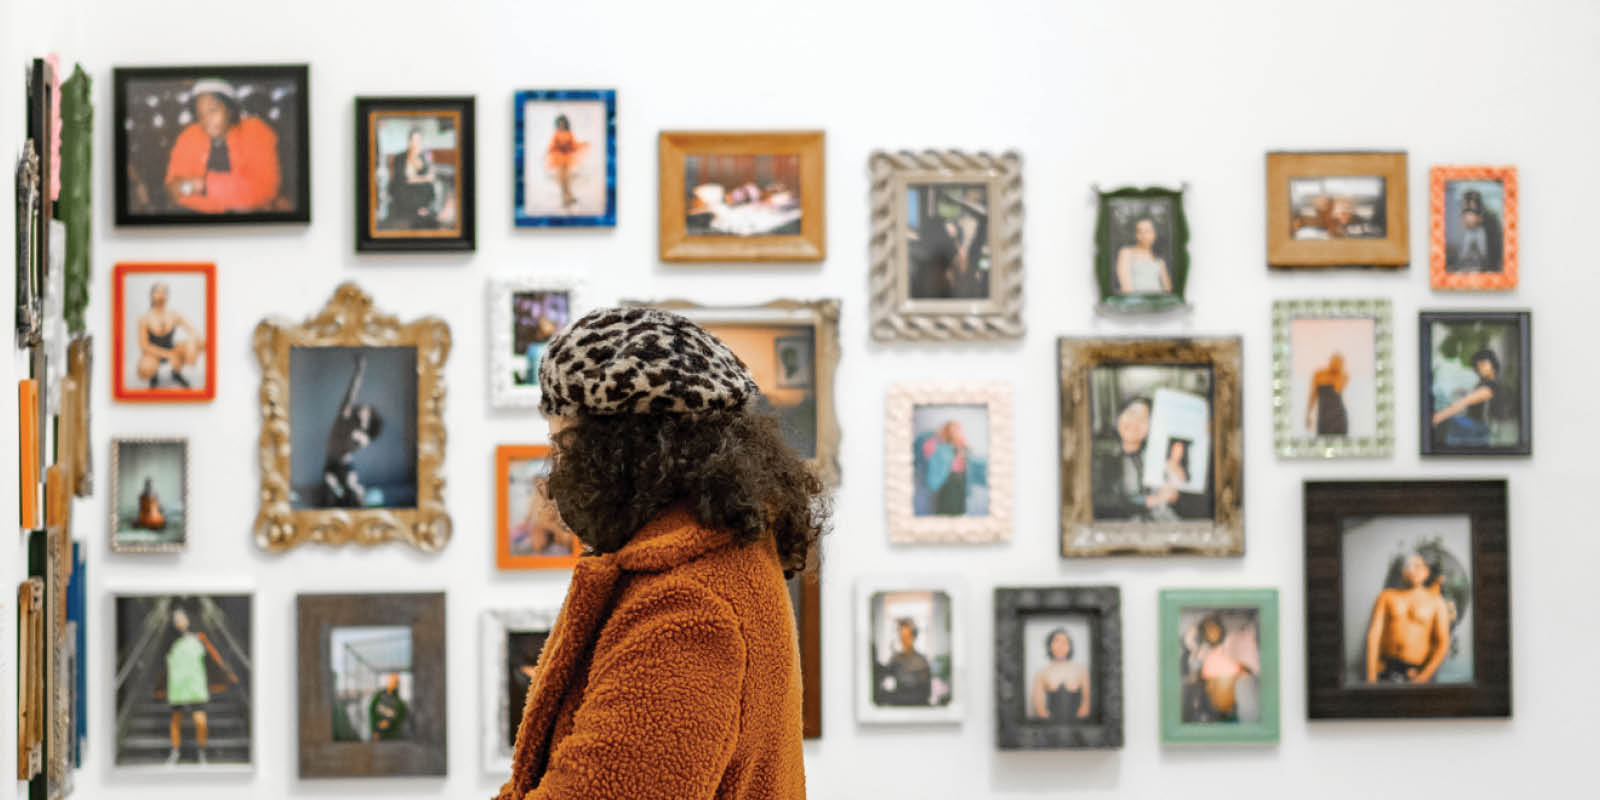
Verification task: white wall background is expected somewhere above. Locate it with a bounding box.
[5,0,1598,797]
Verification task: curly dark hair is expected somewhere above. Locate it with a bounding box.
[546,408,829,576]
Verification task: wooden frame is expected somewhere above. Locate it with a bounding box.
[789,573,822,739]
[487,276,584,410]
[868,150,1024,340]
[1057,337,1244,556]
[355,96,476,252]
[1159,588,1280,744]
[1271,298,1395,459]
[112,65,311,225]
[109,437,189,553]
[111,262,217,402]
[1430,165,1517,290]
[495,444,581,570]
[1419,310,1532,457]
[296,592,448,778]
[854,575,966,725]
[658,130,825,262]
[479,608,557,774]
[28,527,73,795]
[1304,480,1511,719]
[251,282,452,552]
[993,585,1123,750]
[67,335,93,496]
[1266,151,1408,269]
[19,378,40,529]
[884,382,1014,544]
[17,577,44,780]
[514,89,616,227]
[1095,185,1189,313]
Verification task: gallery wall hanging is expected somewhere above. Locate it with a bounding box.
[480,607,556,774]
[1271,298,1395,459]
[1419,310,1532,456]
[994,585,1123,750]
[855,575,966,725]
[884,382,1014,544]
[112,262,217,402]
[1266,151,1408,269]
[1430,165,1517,290]
[1158,587,1280,745]
[659,130,825,261]
[514,89,616,227]
[494,444,581,570]
[1094,185,1189,313]
[354,95,476,251]
[487,276,584,410]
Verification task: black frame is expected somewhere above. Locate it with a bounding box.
[1304,480,1511,719]
[112,64,310,226]
[1094,185,1189,313]
[354,96,476,252]
[994,585,1123,749]
[1419,310,1532,456]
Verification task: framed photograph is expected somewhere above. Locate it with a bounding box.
[514,89,615,227]
[68,336,94,496]
[17,577,43,781]
[66,541,87,767]
[1420,310,1531,456]
[479,608,556,774]
[26,527,73,795]
[496,444,582,570]
[788,573,822,739]
[885,382,1014,544]
[625,299,841,485]
[354,96,475,252]
[19,378,40,529]
[110,437,188,553]
[993,585,1123,750]
[487,277,581,410]
[112,592,254,770]
[658,130,824,262]
[252,283,451,552]
[112,262,215,402]
[1095,186,1188,312]
[1304,480,1511,719]
[1271,299,1394,458]
[16,142,43,348]
[1057,337,1244,556]
[1266,151,1408,269]
[296,592,448,777]
[113,65,310,225]
[1159,588,1280,745]
[1431,165,1517,290]
[855,576,965,725]
[868,150,1023,340]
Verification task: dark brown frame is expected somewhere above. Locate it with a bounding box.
[994,585,1123,750]
[296,592,447,777]
[1304,480,1511,719]
[789,573,822,739]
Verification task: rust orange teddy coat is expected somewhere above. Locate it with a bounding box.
[495,509,806,800]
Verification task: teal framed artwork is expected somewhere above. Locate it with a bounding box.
[1158,588,1279,745]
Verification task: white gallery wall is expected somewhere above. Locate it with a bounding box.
[6,0,1599,797]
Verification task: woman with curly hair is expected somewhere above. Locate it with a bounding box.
[494,307,829,800]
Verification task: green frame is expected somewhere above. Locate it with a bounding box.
[1095,186,1189,312]
[1158,588,1280,745]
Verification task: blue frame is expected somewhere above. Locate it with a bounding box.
[514,89,616,227]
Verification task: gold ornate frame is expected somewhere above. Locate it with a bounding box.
[1057,337,1244,556]
[252,283,452,552]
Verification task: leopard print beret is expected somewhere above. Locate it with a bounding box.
[538,307,761,417]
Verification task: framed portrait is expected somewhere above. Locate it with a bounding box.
[24,527,74,794]
[111,591,254,771]
[1094,186,1188,312]
[354,96,475,252]
[111,263,215,402]
[1420,310,1531,457]
[514,89,616,227]
[16,140,43,348]
[1057,337,1244,557]
[1304,480,1511,719]
[1431,165,1517,290]
[109,437,188,553]
[488,277,582,410]
[1159,588,1280,745]
[17,577,43,781]
[480,608,556,774]
[1271,298,1394,459]
[789,573,822,739]
[496,444,582,570]
[884,382,1014,544]
[19,378,40,529]
[625,299,841,485]
[113,65,310,225]
[868,150,1023,340]
[1266,151,1408,269]
[297,592,448,777]
[855,576,965,725]
[993,585,1123,750]
[68,336,94,496]
[658,130,825,262]
[252,283,452,552]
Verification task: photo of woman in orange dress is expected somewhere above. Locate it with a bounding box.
[545,114,588,211]
[514,90,614,226]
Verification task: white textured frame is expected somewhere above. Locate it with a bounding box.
[109,436,189,554]
[885,382,1013,543]
[488,276,586,411]
[480,608,558,774]
[1271,298,1394,459]
[854,575,966,725]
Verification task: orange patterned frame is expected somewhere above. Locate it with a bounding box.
[112,262,218,401]
[495,444,582,570]
[1430,165,1518,290]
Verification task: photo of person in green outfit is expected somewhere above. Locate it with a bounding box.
[329,625,414,743]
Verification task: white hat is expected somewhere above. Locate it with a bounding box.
[189,78,237,102]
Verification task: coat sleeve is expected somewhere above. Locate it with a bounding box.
[527,580,746,800]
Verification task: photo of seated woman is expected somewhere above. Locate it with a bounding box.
[117,267,212,399]
[371,114,460,234]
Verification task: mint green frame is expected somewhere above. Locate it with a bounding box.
[1158,588,1280,745]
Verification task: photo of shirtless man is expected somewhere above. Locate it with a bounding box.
[1363,551,1452,684]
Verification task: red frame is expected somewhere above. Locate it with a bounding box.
[1430,165,1518,291]
[496,444,582,570]
[112,262,217,402]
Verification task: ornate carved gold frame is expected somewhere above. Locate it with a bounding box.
[252,283,452,552]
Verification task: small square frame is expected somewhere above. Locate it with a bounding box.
[855,575,966,725]
[1266,151,1408,269]
[1271,298,1394,458]
[513,89,616,228]
[1418,310,1532,456]
[354,95,476,252]
[1159,587,1280,744]
[885,382,1014,544]
[993,585,1123,750]
[1430,165,1517,290]
[111,262,217,402]
[658,130,825,262]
